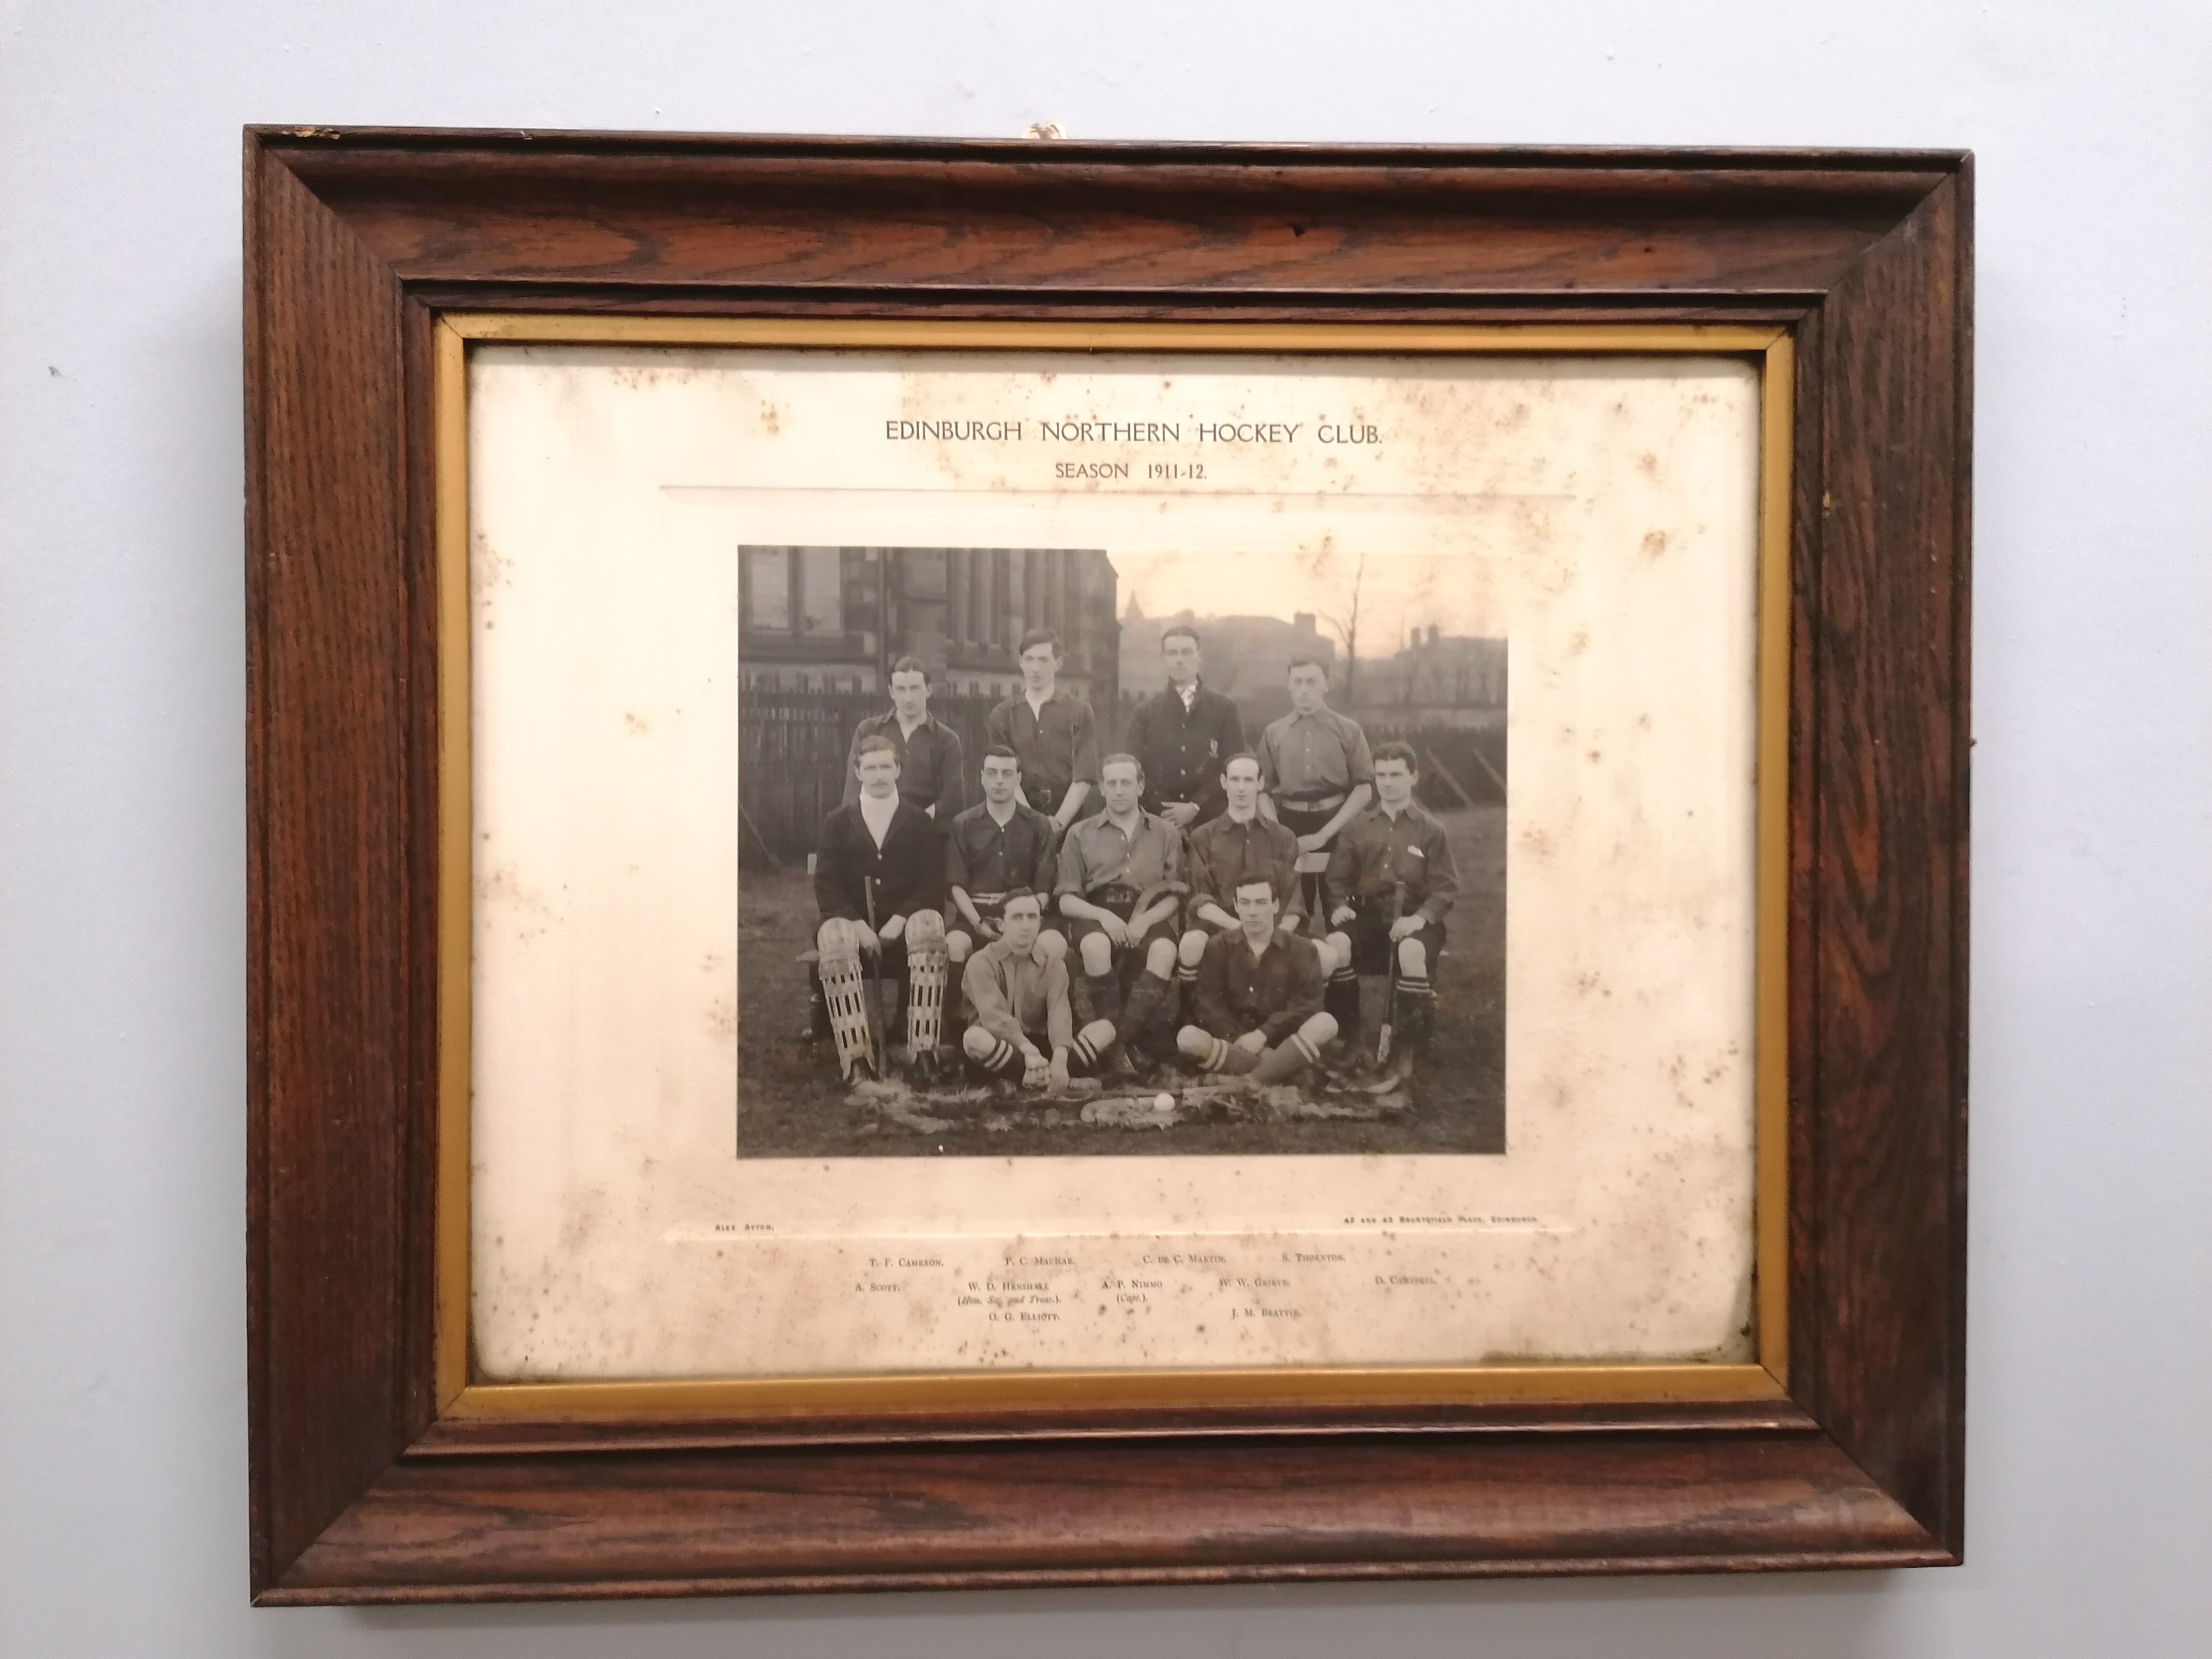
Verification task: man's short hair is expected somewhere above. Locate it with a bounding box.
[1372,739,1421,773]
[1220,749,1262,776]
[1233,875,1278,898]
[1099,752,1144,780]
[981,743,1021,769]
[889,655,931,684]
[1016,627,1062,658]
[1000,886,1042,915]
[1286,654,1331,679]
[854,734,900,763]
[1159,623,1202,653]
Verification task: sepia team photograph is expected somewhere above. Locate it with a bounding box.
[734,544,1506,1159]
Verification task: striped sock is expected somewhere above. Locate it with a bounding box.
[1072,1022,1114,1070]
[1204,1038,1260,1076]
[1253,1032,1321,1084]
[974,1036,1022,1077]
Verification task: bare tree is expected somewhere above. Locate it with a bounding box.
[1313,550,1368,708]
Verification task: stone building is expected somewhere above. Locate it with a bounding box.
[738,545,1120,704]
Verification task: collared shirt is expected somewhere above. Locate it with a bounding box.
[858,791,898,848]
[1194,930,1326,1044]
[1125,680,1247,822]
[985,691,1101,796]
[1322,800,1460,924]
[841,711,968,816]
[1054,808,1184,900]
[963,938,1075,1052]
[945,800,1058,898]
[1256,705,1374,804]
[1185,810,1304,921]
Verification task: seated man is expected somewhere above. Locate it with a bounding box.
[1321,740,1459,1077]
[1176,877,1339,1084]
[1176,749,1327,1008]
[957,889,1119,1094]
[810,734,951,1077]
[1053,753,1187,1060]
[944,744,1066,973]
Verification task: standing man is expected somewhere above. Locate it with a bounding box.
[841,655,967,819]
[810,736,951,1076]
[943,745,1065,972]
[1053,754,1187,1062]
[1322,740,1459,1077]
[1255,654,1375,917]
[1124,623,1246,829]
[1175,878,1339,1085]
[985,628,1100,831]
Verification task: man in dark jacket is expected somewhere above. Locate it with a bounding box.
[1124,623,1246,828]
[809,735,950,1073]
[1175,877,1338,1085]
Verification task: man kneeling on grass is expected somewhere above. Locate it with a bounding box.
[959,889,1121,1095]
[1176,877,1339,1085]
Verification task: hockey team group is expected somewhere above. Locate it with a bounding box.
[801,622,1462,1101]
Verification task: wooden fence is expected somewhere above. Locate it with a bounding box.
[1361,720,1510,816]
[740,691,1001,865]
[739,690,1507,867]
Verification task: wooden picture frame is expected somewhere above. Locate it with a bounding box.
[245,128,1970,1601]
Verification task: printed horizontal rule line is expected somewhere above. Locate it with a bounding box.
[659,484,1574,502]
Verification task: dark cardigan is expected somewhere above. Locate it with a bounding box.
[813,799,946,924]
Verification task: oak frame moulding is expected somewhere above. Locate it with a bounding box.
[243,127,1972,1603]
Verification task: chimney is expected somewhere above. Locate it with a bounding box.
[1293,611,1316,635]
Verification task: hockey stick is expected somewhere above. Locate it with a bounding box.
[1374,881,1406,1067]
[862,876,888,1078]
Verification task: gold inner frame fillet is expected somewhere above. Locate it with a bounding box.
[432,316,1796,1422]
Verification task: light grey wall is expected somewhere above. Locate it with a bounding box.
[3,2,2207,1653]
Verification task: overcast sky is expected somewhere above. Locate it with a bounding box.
[1115,546,1505,644]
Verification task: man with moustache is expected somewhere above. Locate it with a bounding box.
[807,735,950,1075]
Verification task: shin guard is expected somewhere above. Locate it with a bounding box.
[817,921,876,1080]
[901,910,949,1056]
